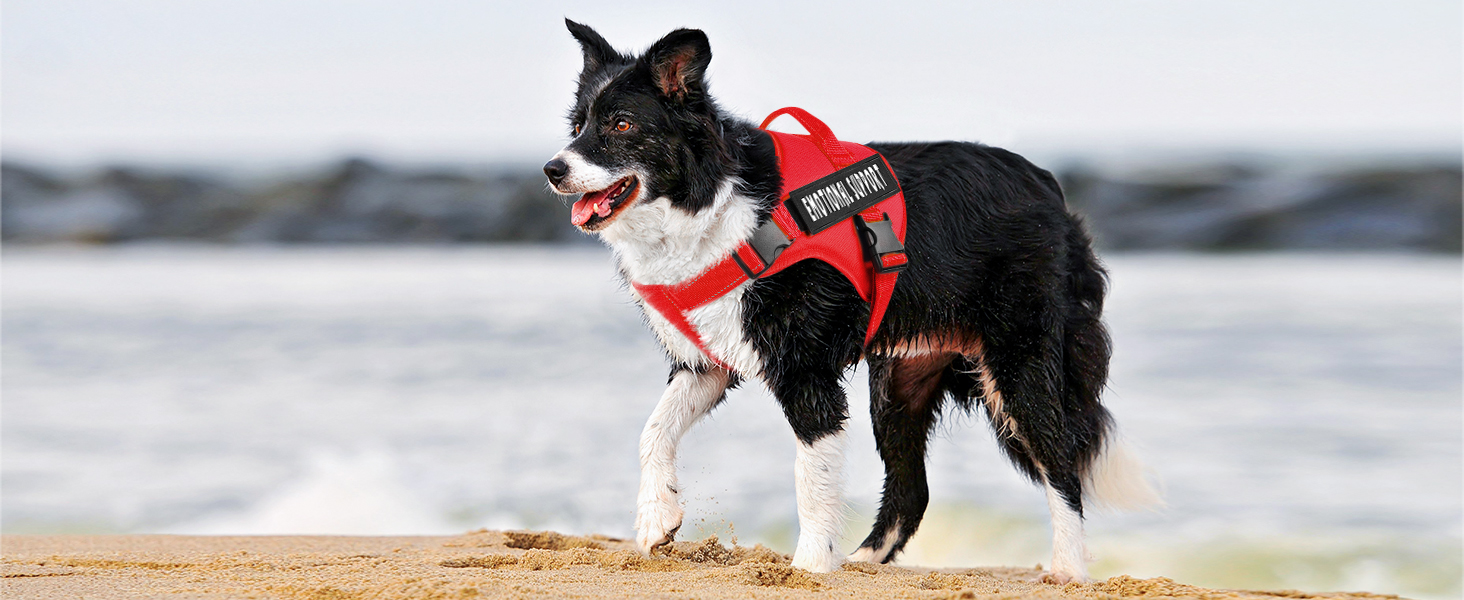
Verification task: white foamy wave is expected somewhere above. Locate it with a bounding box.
[891,504,1462,600]
[170,449,459,535]
[5,248,1458,599]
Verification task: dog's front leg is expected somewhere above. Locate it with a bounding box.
[791,426,849,573]
[635,365,730,555]
[766,362,851,573]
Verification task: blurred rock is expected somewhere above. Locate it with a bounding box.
[3,158,1459,251]
[1061,162,1461,252]
[2,159,582,245]
[3,166,139,242]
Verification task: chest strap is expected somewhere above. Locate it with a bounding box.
[632,107,908,371]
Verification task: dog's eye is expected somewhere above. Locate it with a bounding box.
[615,119,632,132]
[572,123,582,136]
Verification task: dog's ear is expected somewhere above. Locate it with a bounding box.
[643,28,711,100]
[566,19,620,73]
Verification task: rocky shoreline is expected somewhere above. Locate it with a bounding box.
[3,158,1459,251]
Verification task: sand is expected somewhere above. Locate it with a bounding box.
[2,530,1402,600]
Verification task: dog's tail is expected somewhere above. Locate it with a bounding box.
[1064,226,1163,512]
[1083,434,1163,511]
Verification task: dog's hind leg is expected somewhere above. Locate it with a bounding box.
[635,364,731,555]
[849,353,951,564]
[1040,470,1089,584]
[968,325,1108,584]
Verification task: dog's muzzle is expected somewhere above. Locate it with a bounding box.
[544,158,569,187]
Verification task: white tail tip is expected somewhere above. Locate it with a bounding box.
[1083,436,1164,512]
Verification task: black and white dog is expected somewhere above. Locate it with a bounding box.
[544,20,1158,583]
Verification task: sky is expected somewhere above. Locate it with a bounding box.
[2,0,1460,168]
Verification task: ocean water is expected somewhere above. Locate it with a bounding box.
[2,246,1459,598]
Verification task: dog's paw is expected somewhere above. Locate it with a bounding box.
[846,546,883,564]
[790,546,844,573]
[634,502,683,555]
[1039,569,1088,585]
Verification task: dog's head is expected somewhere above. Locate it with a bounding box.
[544,20,732,232]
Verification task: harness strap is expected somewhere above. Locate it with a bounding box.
[760,107,858,168]
[760,109,906,346]
[634,108,908,370]
[631,244,763,371]
[857,208,907,346]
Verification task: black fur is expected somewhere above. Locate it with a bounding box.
[562,21,757,219]
[558,20,1115,565]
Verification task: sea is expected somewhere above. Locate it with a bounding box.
[2,245,1459,599]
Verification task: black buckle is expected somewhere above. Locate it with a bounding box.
[733,220,792,279]
[857,214,908,274]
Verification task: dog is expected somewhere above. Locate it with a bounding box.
[543,20,1159,582]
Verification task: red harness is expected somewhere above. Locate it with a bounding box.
[631,108,909,370]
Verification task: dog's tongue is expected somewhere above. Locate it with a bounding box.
[570,189,610,226]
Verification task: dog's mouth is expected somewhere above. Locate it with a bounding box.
[570,175,640,230]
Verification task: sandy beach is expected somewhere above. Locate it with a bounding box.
[1,531,1403,599]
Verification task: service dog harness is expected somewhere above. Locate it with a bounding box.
[632,108,909,370]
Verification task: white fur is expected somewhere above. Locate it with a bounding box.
[607,178,763,373]
[635,367,730,554]
[790,429,848,573]
[847,517,900,564]
[1083,437,1163,512]
[687,290,763,375]
[548,149,625,195]
[1043,481,1089,583]
[602,178,759,284]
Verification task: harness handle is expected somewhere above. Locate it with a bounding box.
[759,107,858,168]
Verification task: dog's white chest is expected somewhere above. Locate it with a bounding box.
[602,182,764,375]
[631,283,760,374]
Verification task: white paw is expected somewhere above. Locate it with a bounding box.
[790,545,843,573]
[1040,568,1089,584]
[846,546,881,564]
[634,500,683,555]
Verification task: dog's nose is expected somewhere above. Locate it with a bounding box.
[544,158,569,186]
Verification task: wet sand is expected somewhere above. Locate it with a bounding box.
[1,531,1401,599]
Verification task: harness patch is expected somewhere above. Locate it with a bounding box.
[786,154,901,235]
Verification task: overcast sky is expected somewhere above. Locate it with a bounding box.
[3,0,1460,168]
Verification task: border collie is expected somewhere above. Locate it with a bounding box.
[543,20,1158,583]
